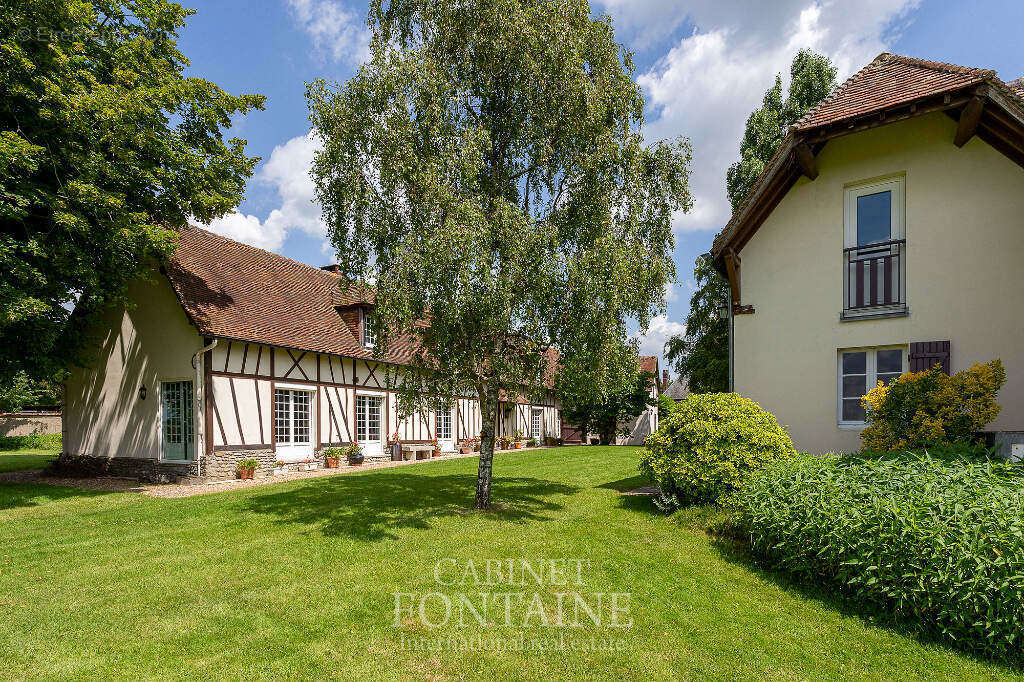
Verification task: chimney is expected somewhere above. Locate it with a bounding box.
[662,369,670,390]
[320,264,340,273]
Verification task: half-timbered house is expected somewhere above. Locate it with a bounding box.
[62,227,562,481]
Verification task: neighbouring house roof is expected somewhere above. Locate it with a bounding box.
[164,227,421,363]
[711,53,1024,301]
[663,378,689,401]
[639,355,658,376]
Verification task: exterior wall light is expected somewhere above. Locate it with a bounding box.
[139,385,147,401]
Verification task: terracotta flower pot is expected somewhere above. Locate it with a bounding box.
[433,449,442,458]
[460,445,473,454]
[238,469,254,480]
[325,457,339,468]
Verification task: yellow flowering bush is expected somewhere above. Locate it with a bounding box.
[861,359,1005,452]
[640,393,796,507]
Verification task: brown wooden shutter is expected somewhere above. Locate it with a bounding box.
[909,341,950,374]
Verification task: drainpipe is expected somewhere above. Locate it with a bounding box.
[728,293,735,393]
[191,338,218,476]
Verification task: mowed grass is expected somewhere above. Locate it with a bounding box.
[0,436,60,473]
[0,446,1018,681]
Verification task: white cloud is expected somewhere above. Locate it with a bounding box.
[634,315,686,361]
[287,0,370,65]
[600,0,920,234]
[205,131,325,252]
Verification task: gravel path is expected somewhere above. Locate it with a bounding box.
[0,447,545,499]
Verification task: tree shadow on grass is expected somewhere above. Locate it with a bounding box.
[594,474,648,493]
[243,472,577,542]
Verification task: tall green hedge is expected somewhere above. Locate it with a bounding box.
[0,433,62,451]
[732,453,1024,664]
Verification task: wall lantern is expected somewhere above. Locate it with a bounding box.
[716,301,730,321]
[138,385,147,401]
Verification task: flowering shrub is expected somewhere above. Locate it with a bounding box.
[639,393,795,507]
[861,359,1005,452]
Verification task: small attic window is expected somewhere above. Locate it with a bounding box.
[360,307,376,349]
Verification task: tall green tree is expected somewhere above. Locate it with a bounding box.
[726,49,837,211]
[1,1,265,384]
[560,367,656,445]
[666,50,836,393]
[308,0,692,508]
[664,255,729,393]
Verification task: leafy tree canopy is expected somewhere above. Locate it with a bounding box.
[726,49,836,212]
[559,358,656,445]
[664,255,729,393]
[1,0,265,384]
[308,0,692,507]
[667,50,835,394]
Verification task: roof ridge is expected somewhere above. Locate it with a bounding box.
[887,53,995,78]
[185,225,340,283]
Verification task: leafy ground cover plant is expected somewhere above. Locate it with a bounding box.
[732,452,1024,665]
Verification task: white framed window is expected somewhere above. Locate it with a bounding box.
[356,394,383,442]
[838,346,907,426]
[843,176,906,315]
[274,389,311,445]
[361,308,376,349]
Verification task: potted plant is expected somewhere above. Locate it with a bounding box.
[459,439,474,454]
[527,437,537,448]
[272,459,287,475]
[236,458,258,480]
[301,457,318,471]
[513,430,525,448]
[431,435,441,458]
[324,447,342,468]
[346,442,364,466]
[387,430,402,461]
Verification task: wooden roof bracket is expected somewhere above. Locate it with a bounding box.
[793,141,818,180]
[954,86,987,148]
[722,247,741,306]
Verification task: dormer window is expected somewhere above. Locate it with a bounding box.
[360,307,376,348]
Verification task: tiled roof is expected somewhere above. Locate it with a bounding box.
[1009,77,1024,100]
[663,378,689,401]
[164,227,421,363]
[793,53,992,131]
[639,356,658,375]
[713,53,1024,262]
[164,228,558,388]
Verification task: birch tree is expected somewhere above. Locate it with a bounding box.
[308,0,691,508]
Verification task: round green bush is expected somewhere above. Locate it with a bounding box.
[640,392,796,505]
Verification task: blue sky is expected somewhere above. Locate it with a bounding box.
[178,0,1023,372]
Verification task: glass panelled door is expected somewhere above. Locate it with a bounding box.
[275,389,313,460]
[436,403,454,452]
[531,408,543,441]
[161,381,195,461]
[356,394,383,458]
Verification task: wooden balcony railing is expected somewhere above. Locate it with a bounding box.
[844,239,905,312]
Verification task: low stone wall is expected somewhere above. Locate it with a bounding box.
[0,412,62,437]
[204,449,277,479]
[49,453,197,483]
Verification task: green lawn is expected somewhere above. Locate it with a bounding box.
[0,446,1018,680]
[0,448,58,473]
